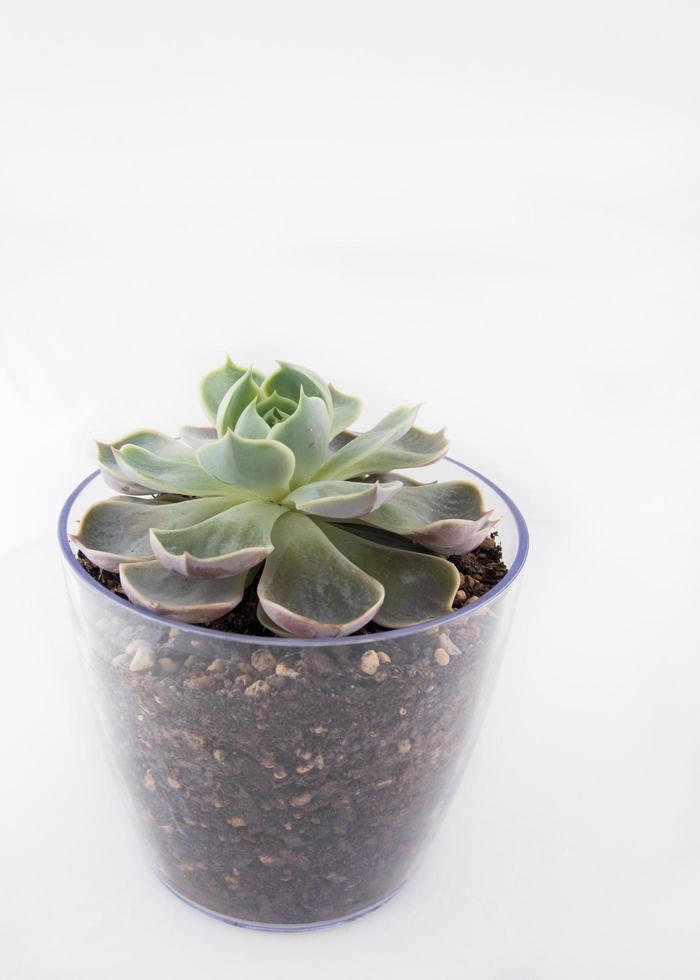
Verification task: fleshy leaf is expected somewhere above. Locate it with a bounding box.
[106,430,196,461]
[314,405,419,481]
[215,368,261,437]
[71,496,235,572]
[368,470,423,487]
[269,391,331,488]
[257,512,384,637]
[119,560,247,623]
[200,357,248,423]
[234,401,270,439]
[256,391,297,420]
[149,501,284,578]
[197,430,296,500]
[256,602,295,637]
[407,512,497,554]
[98,430,195,494]
[329,384,361,438]
[115,445,248,497]
[97,445,150,494]
[180,426,218,449]
[319,522,459,627]
[361,481,496,554]
[283,479,402,519]
[360,426,448,473]
[263,362,333,419]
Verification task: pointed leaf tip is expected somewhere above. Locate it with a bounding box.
[328,383,361,438]
[97,431,194,495]
[234,401,270,440]
[200,357,249,423]
[362,481,496,554]
[215,367,261,436]
[314,404,420,481]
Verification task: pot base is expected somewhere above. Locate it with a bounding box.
[160,876,406,932]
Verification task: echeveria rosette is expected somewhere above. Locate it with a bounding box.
[71,359,498,636]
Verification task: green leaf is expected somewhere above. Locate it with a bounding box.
[114,444,248,497]
[257,512,384,637]
[269,390,331,488]
[180,426,218,449]
[328,384,361,438]
[71,496,235,572]
[98,446,150,494]
[283,479,403,519]
[361,480,496,554]
[150,500,284,578]
[363,480,484,526]
[197,430,296,500]
[368,470,423,487]
[200,356,249,423]
[102,430,195,462]
[313,405,419,481]
[234,401,270,439]
[215,368,261,436]
[256,391,297,420]
[263,361,333,418]
[98,430,195,494]
[319,522,459,627]
[119,560,247,623]
[361,426,448,472]
[256,602,295,637]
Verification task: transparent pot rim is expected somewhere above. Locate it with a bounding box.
[58,460,529,647]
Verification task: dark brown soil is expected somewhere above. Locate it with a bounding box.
[77,535,507,636]
[85,585,509,926]
[75,535,510,926]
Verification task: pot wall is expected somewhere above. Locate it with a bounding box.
[60,461,527,930]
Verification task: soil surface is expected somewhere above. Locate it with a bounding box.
[77,536,508,636]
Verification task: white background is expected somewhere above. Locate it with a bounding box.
[1,1,698,977]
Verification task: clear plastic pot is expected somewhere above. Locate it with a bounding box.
[59,457,528,932]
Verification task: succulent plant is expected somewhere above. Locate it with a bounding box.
[72,359,497,636]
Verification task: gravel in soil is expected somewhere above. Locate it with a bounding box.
[75,537,509,925]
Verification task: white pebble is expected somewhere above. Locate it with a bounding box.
[244,679,270,698]
[438,633,462,658]
[251,649,277,673]
[129,641,155,672]
[360,650,380,675]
